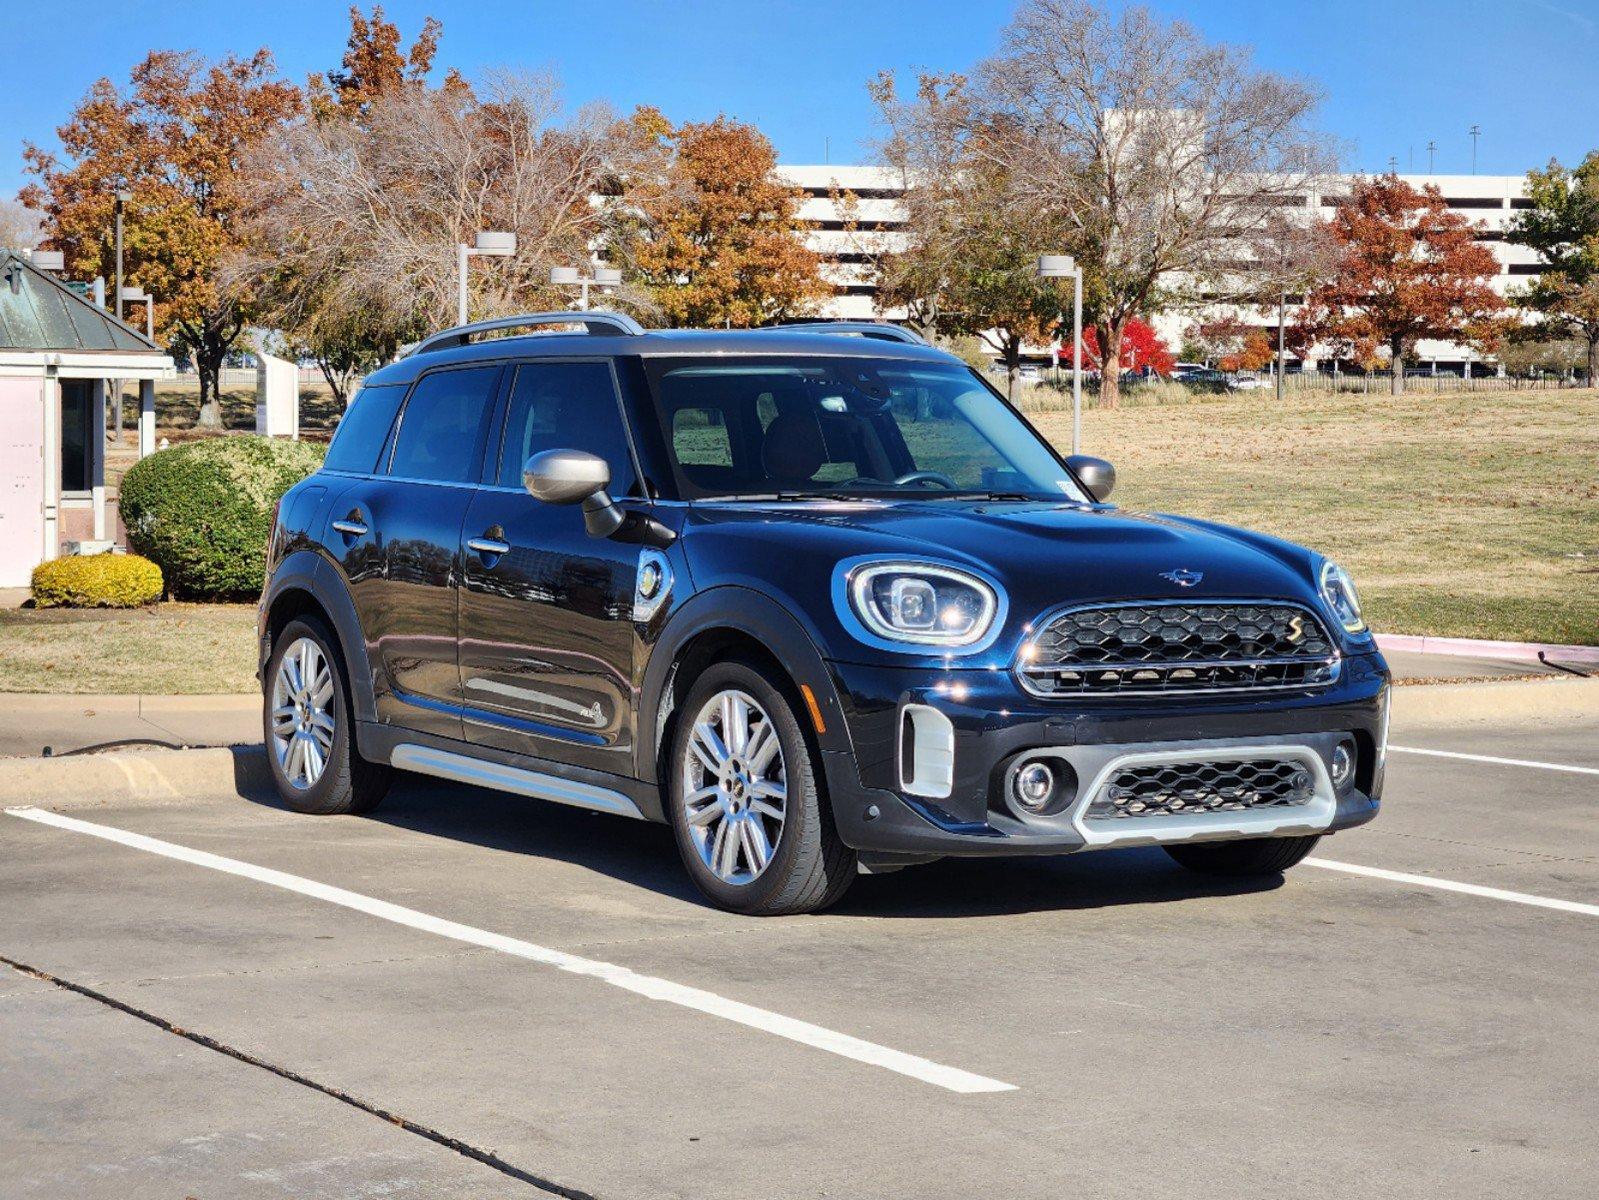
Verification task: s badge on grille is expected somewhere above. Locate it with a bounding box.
[1159,568,1204,588]
[1286,614,1305,643]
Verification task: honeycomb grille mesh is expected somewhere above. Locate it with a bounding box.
[1085,757,1317,820]
[1020,603,1337,696]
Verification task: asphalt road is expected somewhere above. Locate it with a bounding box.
[2,693,1595,1199]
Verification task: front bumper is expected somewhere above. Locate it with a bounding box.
[822,651,1389,860]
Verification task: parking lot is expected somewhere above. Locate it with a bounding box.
[2,680,1595,1199]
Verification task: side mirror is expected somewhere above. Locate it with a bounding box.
[1066,454,1116,502]
[523,449,624,538]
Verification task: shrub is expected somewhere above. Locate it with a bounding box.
[119,436,326,599]
[32,553,163,608]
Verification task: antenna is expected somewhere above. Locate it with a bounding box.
[1469,125,1481,174]
[1427,140,1436,174]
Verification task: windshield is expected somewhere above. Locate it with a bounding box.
[644,356,1084,501]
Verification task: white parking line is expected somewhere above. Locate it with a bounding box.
[3,806,1014,1095]
[1305,858,1599,918]
[1389,745,1599,776]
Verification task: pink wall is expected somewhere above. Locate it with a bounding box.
[0,375,46,588]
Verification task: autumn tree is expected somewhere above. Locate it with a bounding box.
[237,7,462,403]
[1188,316,1274,371]
[1300,175,1507,394]
[21,51,299,426]
[607,110,827,327]
[1505,152,1599,384]
[1081,318,1175,376]
[882,0,1336,408]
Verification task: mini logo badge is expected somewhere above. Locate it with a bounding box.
[1159,568,1204,588]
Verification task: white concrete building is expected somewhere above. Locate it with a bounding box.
[778,165,1542,371]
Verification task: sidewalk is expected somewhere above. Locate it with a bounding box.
[0,694,259,759]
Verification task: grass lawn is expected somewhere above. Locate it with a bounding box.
[1028,387,1598,646]
[0,604,258,695]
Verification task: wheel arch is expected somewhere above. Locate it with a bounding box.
[638,586,854,790]
[261,550,378,724]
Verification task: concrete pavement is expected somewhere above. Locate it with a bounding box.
[2,686,1596,1198]
[0,693,259,759]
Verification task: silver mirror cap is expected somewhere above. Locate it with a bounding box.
[523,449,611,505]
[1065,454,1116,502]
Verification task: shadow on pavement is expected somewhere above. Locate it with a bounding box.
[243,774,1283,918]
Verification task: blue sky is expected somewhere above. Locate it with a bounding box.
[4,0,1596,198]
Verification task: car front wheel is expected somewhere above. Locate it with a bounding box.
[667,661,856,915]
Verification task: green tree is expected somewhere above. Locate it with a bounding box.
[1506,153,1599,384]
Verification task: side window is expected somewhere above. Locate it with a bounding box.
[497,362,638,494]
[671,406,734,469]
[323,384,405,474]
[388,367,499,484]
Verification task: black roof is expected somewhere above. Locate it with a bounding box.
[365,327,958,388]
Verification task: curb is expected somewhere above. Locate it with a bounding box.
[0,745,270,809]
[1376,633,1599,667]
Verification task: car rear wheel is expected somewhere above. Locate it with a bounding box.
[1163,834,1321,876]
[668,661,855,915]
[264,615,391,816]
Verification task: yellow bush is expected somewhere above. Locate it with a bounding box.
[31,553,164,609]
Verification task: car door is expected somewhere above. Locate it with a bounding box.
[457,358,642,776]
[333,364,501,740]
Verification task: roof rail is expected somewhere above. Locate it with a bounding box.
[768,320,929,346]
[409,309,645,357]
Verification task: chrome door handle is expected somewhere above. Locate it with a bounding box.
[468,537,511,556]
[332,519,368,536]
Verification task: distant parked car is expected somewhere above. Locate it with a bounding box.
[1229,372,1271,391]
[1174,367,1230,393]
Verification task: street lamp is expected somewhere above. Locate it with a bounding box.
[456,230,517,325]
[119,285,155,341]
[1037,254,1084,454]
[550,264,622,312]
[113,189,131,315]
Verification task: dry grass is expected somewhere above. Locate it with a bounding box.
[1028,388,1599,646]
[0,603,258,694]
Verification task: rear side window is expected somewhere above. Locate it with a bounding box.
[496,361,639,495]
[388,367,500,484]
[323,384,405,474]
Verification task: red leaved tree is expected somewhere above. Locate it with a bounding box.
[1080,318,1175,378]
[1300,175,1507,395]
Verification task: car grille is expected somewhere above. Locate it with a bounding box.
[1018,602,1338,696]
[1084,757,1317,821]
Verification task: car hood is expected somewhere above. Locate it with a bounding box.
[681,497,1335,667]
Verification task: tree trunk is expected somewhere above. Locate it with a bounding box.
[195,352,224,429]
[1004,342,1021,402]
[1098,316,1129,410]
[1390,341,1405,396]
[1587,332,1599,389]
[317,356,354,409]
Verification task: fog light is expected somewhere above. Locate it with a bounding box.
[1331,742,1354,789]
[1014,762,1055,811]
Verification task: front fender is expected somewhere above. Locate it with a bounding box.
[635,584,857,782]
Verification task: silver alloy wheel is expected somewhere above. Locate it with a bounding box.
[680,688,787,884]
[270,636,336,791]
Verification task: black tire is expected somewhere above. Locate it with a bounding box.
[667,659,856,915]
[1163,834,1321,877]
[263,615,391,816]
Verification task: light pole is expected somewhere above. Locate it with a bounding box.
[550,264,623,311]
[1037,254,1083,454]
[111,189,131,443]
[1469,125,1481,174]
[119,286,154,341]
[456,231,517,325]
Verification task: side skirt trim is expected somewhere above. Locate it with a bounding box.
[390,743,646,820]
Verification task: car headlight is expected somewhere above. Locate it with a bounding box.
[848,563,998,646]
[1319,559,1367,635]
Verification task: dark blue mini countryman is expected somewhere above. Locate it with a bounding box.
[259,312,1388,914]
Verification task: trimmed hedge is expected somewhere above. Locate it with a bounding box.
[119,436,326,599]
[32,553,163,608]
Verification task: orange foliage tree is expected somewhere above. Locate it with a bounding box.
[1081,318,1175,377]
[22,51,300,426]
[1300,175,1507,394]
[608,110,827,328]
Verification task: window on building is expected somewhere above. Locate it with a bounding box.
[59,380,92,494]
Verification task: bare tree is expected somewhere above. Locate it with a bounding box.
[894,0,1337,407]
[236,70,623,396]
[0,201,43,251]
